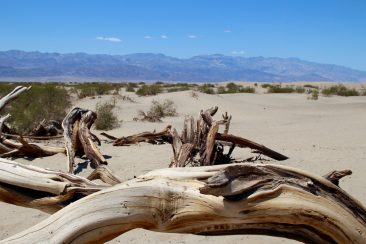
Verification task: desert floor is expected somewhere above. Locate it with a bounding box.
[1,87,366,243]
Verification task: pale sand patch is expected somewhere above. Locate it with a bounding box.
[1,87,365,243]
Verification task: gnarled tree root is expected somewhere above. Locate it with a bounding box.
[1,163,365,244]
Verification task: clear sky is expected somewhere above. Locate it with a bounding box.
[0,0,365,70]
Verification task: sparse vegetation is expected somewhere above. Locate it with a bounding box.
[267,85,295,93]
[308,90,319,100]
[166,86,190,92]
[295,87,305,93]
[126,83,137,92]
[321,85,360,97]
[304,84,319,89]
[136,84,162,96]
[95,101,119,130]
[190,90,199,99]
[73,83,124,98]
[2,83,71,134]
[218,83,256,94]
[261,83,272,88]
[198,83,215,94]
[137,99,177,122]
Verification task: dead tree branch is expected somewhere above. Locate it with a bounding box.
[1,163,365,244]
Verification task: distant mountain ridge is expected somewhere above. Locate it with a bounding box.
[0,50,365,82]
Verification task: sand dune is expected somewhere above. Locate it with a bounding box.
[1,88,365,243]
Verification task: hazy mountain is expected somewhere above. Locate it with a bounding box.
[0,50,365,82]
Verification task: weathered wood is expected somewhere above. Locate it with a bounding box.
[222,112,232,135]
[1,163,365,244]
[0,137,65,158]
[111,125,172,146]
[0,158,104,213]
[0,114,10,134]
[31,119,61,137]
[78,110,107,167]
[0,86,31,112]
[62,107,106,172]
[176,143,195,167]
[203,121,219,165]
[170,127,182,163]
[100,132,118,141]
[87,165,122,185]
[216,133,288,161]
[62,107,85,173]
[323,169,352,186]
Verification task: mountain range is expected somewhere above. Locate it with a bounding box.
[0,50,365,82]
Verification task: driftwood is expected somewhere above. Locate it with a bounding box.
[0,158,105,213]
[0,162,365,243]
[31,119,62,136]
[62,107,107,173]
[101,107,288,167]
[0,136,65,158]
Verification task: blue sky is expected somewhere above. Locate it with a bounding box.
[0,0,365,70]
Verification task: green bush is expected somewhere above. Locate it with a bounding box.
[136,84,162,96]
[217,87,226,94]
[295,87,305,93]
[261,83,272,88]
[166,87,190,92]
[226,82,241,93]
[126,83,136,92]
[267,85,295,93]
[138,99,177,122]
[309,90,319,100]
[3,83,71,134]
[95,102,119,130]
[321,85,360,97]
[239,87,255,93]
[198,84,215,94]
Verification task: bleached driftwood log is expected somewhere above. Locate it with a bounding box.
[0,158,104,213]
[62,107,107,173]
[1,161,365,244]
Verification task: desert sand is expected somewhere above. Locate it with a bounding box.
[1,85,366,243]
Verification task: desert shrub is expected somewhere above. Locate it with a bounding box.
[267,85,295,93]
[138,99,177,122]
[217,87,226,94]
[198,84,215,94]
[261,83,272,88]
[304,84,319,89]
[136,84,162,96]
[321,85,360,97]
[295,87,305,93]
[95,102,119,130]
[3,83,71,134]
[309,90,319,100]
[362,90,366,96]
[226,82,241,93]
[166,86,190,92]
[239,87,256,93]
[126,83,136,92]
[0,83,17,97]
[74,83,117,98]
[190,91,199,99]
